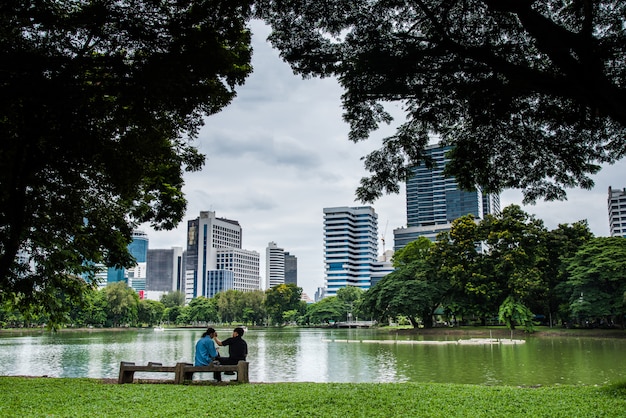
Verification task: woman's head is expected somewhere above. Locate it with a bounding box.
[202,327,216,338]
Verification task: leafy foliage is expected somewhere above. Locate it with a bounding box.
[257,1,626,203]
[186,296,218,324]
[563,237,626,327]
[102,282,139,327]
[0,0,254,326]
[265,284,302,325]
[362,237,447,328]
[498,296,535,332]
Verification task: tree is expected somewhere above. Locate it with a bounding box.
[563,237,626,327]
[0,0,254,326]
[137,299,165,327]
[215,290,243,323]
[187,297,218,324]
[498,295,535,332]
[541,221,594,325]
[240,290,267,325]
[336,286,364,319]
[258,1,626,204]
[102,282,139,327]
[435,206,548,326]
[435,215,490,321]
[165,305,183,325]
[361,237,446,328]
[264,284,303,325]
[306,297,345,325]
[160,291,186,309]
[479,205,548,314]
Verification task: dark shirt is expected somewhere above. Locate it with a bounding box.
[222,336,248,360]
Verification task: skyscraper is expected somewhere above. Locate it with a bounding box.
[284,252,298,286]
[146,247,184,292]
[608,186,626,238]
[323,206,378,297]
[184,211,259,303]
[105,230,148,292]
[394,144,500,248]
[266,241,285,289]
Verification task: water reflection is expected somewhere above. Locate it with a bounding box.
[1,328,625,385]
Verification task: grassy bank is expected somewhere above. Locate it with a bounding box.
[1,378,626,417]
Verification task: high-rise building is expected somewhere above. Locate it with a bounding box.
[266,241,285,289]
[146,247,184,292]
[394,144,500,249]
[184,211,258,303]
[284,251,298,286]
[608,186,626,237]
[105,230,148,292]
[323,206,378,297]
[215,248,260,292]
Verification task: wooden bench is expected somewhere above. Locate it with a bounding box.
[118,361,177,384]
[175,361,249,384]
[118,361,249,384]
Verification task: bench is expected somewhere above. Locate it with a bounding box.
[118,361,177,384]
[118,361,249,384]
[175,361,249,384]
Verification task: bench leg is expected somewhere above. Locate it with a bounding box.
[118,362,136,384]
[236,361,249,383]
[175,362,194,384]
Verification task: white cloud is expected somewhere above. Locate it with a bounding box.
[144,20,626,298]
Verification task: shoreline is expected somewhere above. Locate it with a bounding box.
[392,326,626,339]
[1,325,625,339]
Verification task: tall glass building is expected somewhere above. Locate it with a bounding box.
[323,206,378,297]
[284,252,298,286]
[394,144,500,249]
[106,230,148,293]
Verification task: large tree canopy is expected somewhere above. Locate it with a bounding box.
[257,1,626,202]
[0,0,254,325]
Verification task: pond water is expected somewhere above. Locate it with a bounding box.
[0,327,624,386]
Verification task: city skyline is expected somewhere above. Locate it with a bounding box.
[142,20,626,299]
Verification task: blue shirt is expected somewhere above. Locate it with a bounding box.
[194,336,218,366]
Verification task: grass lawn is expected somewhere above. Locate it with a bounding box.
[1,377,626,417]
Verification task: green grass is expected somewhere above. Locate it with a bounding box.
[2,378,626,417]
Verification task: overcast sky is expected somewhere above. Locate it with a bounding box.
[143,21,626,298]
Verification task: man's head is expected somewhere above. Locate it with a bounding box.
[203,327,216,338]
[233,327,245,337]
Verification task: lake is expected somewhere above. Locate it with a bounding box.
[1,327,625,385]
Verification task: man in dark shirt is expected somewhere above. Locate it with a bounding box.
[213,327,248,382]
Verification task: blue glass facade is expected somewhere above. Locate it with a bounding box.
[204,270,235,298]
[396,144,500,249]
[106,230,149,286]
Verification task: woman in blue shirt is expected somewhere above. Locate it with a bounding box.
[194,327,219,366]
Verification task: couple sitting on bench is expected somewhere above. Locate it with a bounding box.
[194,327,248,382]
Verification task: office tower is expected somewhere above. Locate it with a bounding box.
[609,187,626,237]
[394,144,500,249]
[126,230,149,292]
[105,230,148,291]
[266,241,285,289]
[184,211,259,303]
[146,247,184,292]
[215,248,260,292]
[284,252,298,286]
[323,206,378,297]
